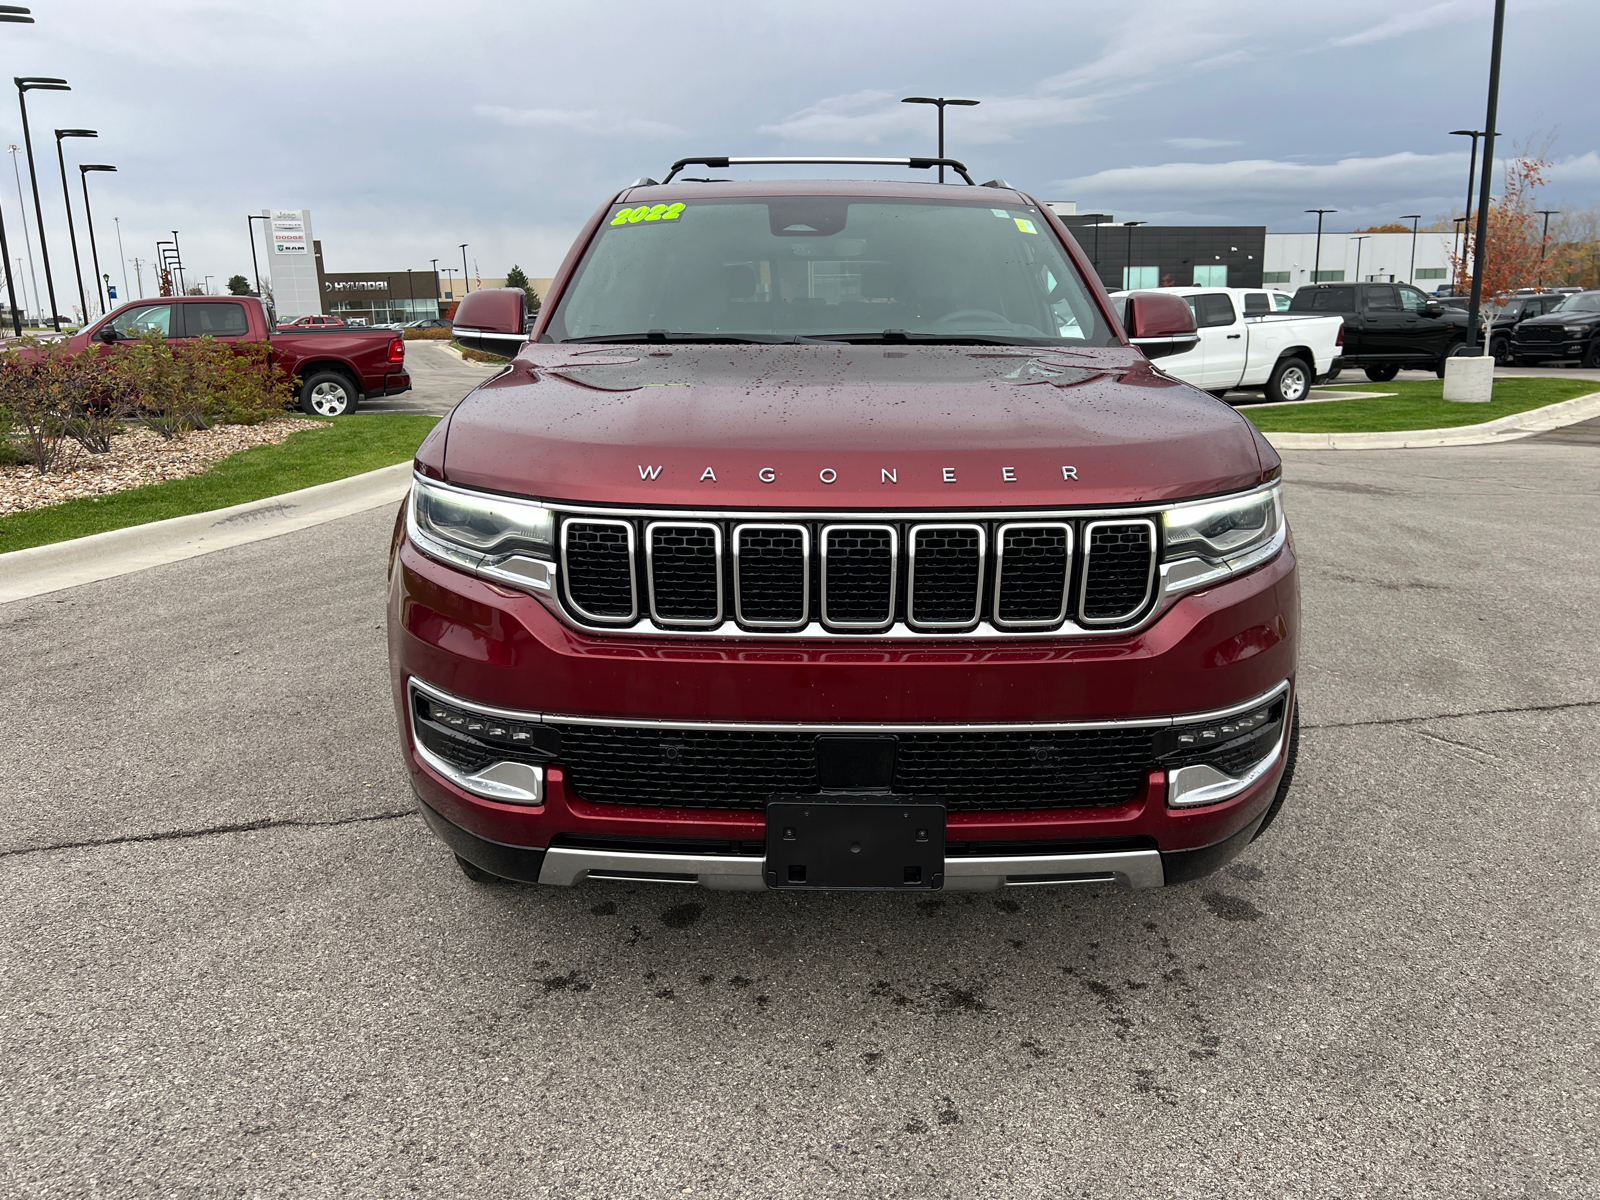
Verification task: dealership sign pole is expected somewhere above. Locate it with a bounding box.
[1465,0,1505,353]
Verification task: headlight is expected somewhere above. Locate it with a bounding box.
[408,475,556,593]
[1160,483,1284,595]
[1564,325,1587,336]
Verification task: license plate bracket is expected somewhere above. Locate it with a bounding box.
[765,798,946,890]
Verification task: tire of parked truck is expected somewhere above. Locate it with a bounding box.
[1363,363,1401,383]
[1266,357,1312,404]
[1491,336,1513,366]
[1249,704,1299,844]
[299,371,361,417]
[1587,339,1600,370]
[1435,341,1468,378]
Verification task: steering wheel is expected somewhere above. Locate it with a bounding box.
[930,308,1013,329]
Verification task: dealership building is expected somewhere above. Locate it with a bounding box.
[1048,203,1459,293]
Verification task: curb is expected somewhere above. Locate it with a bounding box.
[0,462,413,604]
[1260,390,1600,451]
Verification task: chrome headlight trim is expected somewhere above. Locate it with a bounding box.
[407,475,558,595]
[1160,482,1285,598]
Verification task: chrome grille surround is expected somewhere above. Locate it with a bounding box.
[820,524,899,630]
[560,518,638,625]
[732,523,811,629]
[1078,519,1157,626]
[645,520,723,627]
[993,521,1073,628]
[907,522,986,631]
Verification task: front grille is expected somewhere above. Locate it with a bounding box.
[553,721,1155,811]
[1080,521,1155,623]
[822,525,897,628]
[555,510,1161,636]
[1515,325,1565,345]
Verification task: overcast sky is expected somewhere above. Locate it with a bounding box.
[3,0,1595,309]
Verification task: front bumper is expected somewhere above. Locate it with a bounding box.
[389,526,1298,889]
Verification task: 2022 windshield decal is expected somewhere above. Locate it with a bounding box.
[610,203,687,226]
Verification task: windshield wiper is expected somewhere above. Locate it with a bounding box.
[803,329,1047,346]
[561,331,798,344]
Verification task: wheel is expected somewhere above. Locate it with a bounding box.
[1250,704,1299,844]
[1265,357,1312,404]
[299,371,360,417]
[454,853,504,884]
[1491,337,1512,366]
[1435,341,1468,378]
[1363,363,1400,383]
[1587,339,1600,370]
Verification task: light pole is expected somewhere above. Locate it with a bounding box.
[1401,215,1421,286]
[113,214,128,301]
[1305,209,1336,282]
[155,240,175,296]
[1122,221,1146,289]
[443,267,456,300]
[171,229,185,295]
[246,213,268,295]
[1536,209,1560,290]
[900,96,980,183]
[459,243,469,294]
[429,257,439,303]
[1350,235,1371,283]
[1465,0,1506,354]
[8,145,38,327]
[1449,128,1486,293]
[78,163,114,317]
[16,76,71,330]
[54,127,96,321]
[0,7,34,334]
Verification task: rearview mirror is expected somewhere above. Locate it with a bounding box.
[1122,292,1199,360]
[452,288,530,357]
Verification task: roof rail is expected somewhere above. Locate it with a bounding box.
[660,156,976,186]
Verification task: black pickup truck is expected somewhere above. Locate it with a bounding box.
[1508,291,1600,368]
[1290,282,1467,381]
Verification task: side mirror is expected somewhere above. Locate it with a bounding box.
[452,287,530,357]
[1423,301,1443,316]
[97,325,119,343]
[1122,291,1199,360]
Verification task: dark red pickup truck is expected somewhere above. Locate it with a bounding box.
[391,158,1298,895]
[64,295,409,416]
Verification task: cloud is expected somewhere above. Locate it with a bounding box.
[1166,138,1243,150]
[475,104,681,138]
[1057,151,1468,199]
[1549,151,1600,183]
[1329,0,1471,47]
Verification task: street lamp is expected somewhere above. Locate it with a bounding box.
[1536,209,1560,290]
[900,96,980,183]
[1122,221,1146,289]
[1400,215,1421,286]
[246,213,269,295]
[155,240,176,296]
[78,163,114,317]
[0,10,35,334]
[429,257,439,303]
[1449,128,1487,291]
[16,76,71,330]
[1349,235,1371,283]
[54,127,97,321]
[459,243,469,294]
[1464,0,1506,354]
[1305,209,1336,282]
[8,145,39,328]
[171,230,185,295]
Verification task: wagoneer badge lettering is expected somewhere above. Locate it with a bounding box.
[634,464,1083,484]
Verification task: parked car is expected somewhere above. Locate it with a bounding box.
[277,314,346,329]
[393,163,1298,894]
[1110,286,1343,402]
[1485,292,1569,364]
[1289,281,1467,381]
[66,295,409,416]
[1509,290,1600,368]
[406,318,453,330]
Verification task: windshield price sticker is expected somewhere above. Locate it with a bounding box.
[1014,217,1038,234]
[610,202,687,226]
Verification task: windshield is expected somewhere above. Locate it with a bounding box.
[544,195,1111,346]
[1554,292,1600,313]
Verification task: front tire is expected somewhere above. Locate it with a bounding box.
[299,371,360,417]
[1363,363,1400,383]
[1491,337,1512,366]
[1587,339,1600,370]
[1266,357,1312,403]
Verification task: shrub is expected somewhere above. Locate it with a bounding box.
[453,343,511,364]
[402,326,452,340]
[120,332,203,439]
[0,340,68,470]
[205,339,296,424]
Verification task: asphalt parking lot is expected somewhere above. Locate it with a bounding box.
[2,434,1596,1198]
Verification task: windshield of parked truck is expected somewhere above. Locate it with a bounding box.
[1553,292,1600,313]
[544,195,1112,346]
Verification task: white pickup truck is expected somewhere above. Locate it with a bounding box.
[1111,286,1344,403]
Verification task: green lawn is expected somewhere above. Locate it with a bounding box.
[0,413,437,553]
[1242,377,1599,433]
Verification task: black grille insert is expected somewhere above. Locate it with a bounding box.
[822,525,897,628]
[647,522,722,625]
[1516,325,1565,344]
[563,520,636,621]
[909,524,984,628]
[995,522,1071,626]
[1080,520,1155,624]
[734,524,809,627]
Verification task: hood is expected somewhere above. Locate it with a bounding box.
[440,344,1269,508]
[1520,309,1598,326]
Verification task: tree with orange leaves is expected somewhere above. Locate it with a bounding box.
[1450,153,1567,340]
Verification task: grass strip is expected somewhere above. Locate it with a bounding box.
[1242,377,1598,433]
[0,413,437,553]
